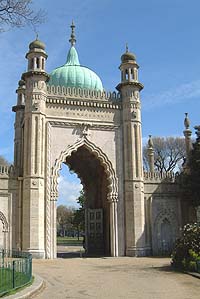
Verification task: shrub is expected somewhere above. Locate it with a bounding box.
[171,223,200,271]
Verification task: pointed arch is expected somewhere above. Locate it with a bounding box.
[51,137,118,202]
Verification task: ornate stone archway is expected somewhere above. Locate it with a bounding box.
[46,136,118,258]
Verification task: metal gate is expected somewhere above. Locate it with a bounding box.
[85,209,104,255]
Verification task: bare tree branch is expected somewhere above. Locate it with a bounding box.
[0,0,45,32]
[143,137,186,173]
[0,155,10,165]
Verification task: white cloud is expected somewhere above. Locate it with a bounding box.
[57,175,82,208]
[143,79,200,110]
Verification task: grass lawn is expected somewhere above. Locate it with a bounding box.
[57,236,83,246]
[0,268,31,297]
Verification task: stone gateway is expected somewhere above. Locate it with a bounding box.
[0,23,194,258]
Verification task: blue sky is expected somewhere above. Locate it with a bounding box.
[0,0,200,206]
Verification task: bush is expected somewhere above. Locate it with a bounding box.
[171,223,200,271]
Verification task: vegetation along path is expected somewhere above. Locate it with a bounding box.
[32,257,200,299]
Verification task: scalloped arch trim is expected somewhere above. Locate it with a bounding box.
[51,137,118,201]
[0,211,8,232]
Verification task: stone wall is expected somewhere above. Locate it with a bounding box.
[144,172,181,255]
[0,166,12,250]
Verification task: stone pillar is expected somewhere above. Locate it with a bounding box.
[12,80,25,250]
[147,135,154,173]
[183,113,192,161]
[109,198,118,257]
[20,39,49,258]
[116,49,148,256]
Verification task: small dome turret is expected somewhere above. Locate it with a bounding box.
[29,38,45,51]
[121,52,136,63]
[121,43,136,63]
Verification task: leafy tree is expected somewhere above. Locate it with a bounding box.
[171,223,200,271]
[179,131,200,207]
[73,190,85,240]
[0,0,45,32]
[143,137,186,173]
[57,205,74,237]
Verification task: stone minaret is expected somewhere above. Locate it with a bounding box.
[147,135,154,173]
[19,38,49,258]
[116,46,148,256]
[183,113,192,162]
[12,79,26,249]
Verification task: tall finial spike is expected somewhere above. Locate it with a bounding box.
[69,20,76,46]
[148,135,153,148]
[184,112,190,130]
[126,43,129,52]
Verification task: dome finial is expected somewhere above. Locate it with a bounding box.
[69,20,76,47]
[184,112,190,129]
[126,43,129,53]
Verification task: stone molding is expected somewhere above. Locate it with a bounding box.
[46,97,121,110]
[49,121,119,131]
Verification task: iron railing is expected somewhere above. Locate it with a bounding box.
[0,249,32,297]
[196,260,200,273]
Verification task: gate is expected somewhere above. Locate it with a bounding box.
[85,209,104,255]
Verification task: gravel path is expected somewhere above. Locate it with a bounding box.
[32,255,200,299]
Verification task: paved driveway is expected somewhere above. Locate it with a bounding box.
[33,256,200,299]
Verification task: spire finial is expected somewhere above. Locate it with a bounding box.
[36,32,39,40]
[126,43,129,52]
[69,20,76,46]
[184,112,190,130]
[148,135,154,148]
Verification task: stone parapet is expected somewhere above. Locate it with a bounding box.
[46,85,121,102]
[0,165,10,176]
[143,171,178,183]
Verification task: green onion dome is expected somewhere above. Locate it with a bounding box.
[48,46,103,91]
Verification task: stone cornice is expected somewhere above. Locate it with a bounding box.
[116,81,144,91]
[46,97,122,110]
[22,71,49,81]
[12,105,25,112]
[49,121,119,131]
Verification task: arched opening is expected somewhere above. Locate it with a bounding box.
[49,138,118,259]
[67,145,110,256]
[56,164,83,258]
[56,145,112,257]
[160,218,173,255]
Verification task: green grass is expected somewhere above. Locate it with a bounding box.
[57,236,83,246]
[0,268,31,297]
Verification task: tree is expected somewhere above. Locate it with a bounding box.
[171,223,200,271]
[143,137,186,173]
[57,205,74,237]
[0,0,45,32]
[179,131,200,207]
[0,155,10,165]
[73,190,85,240]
